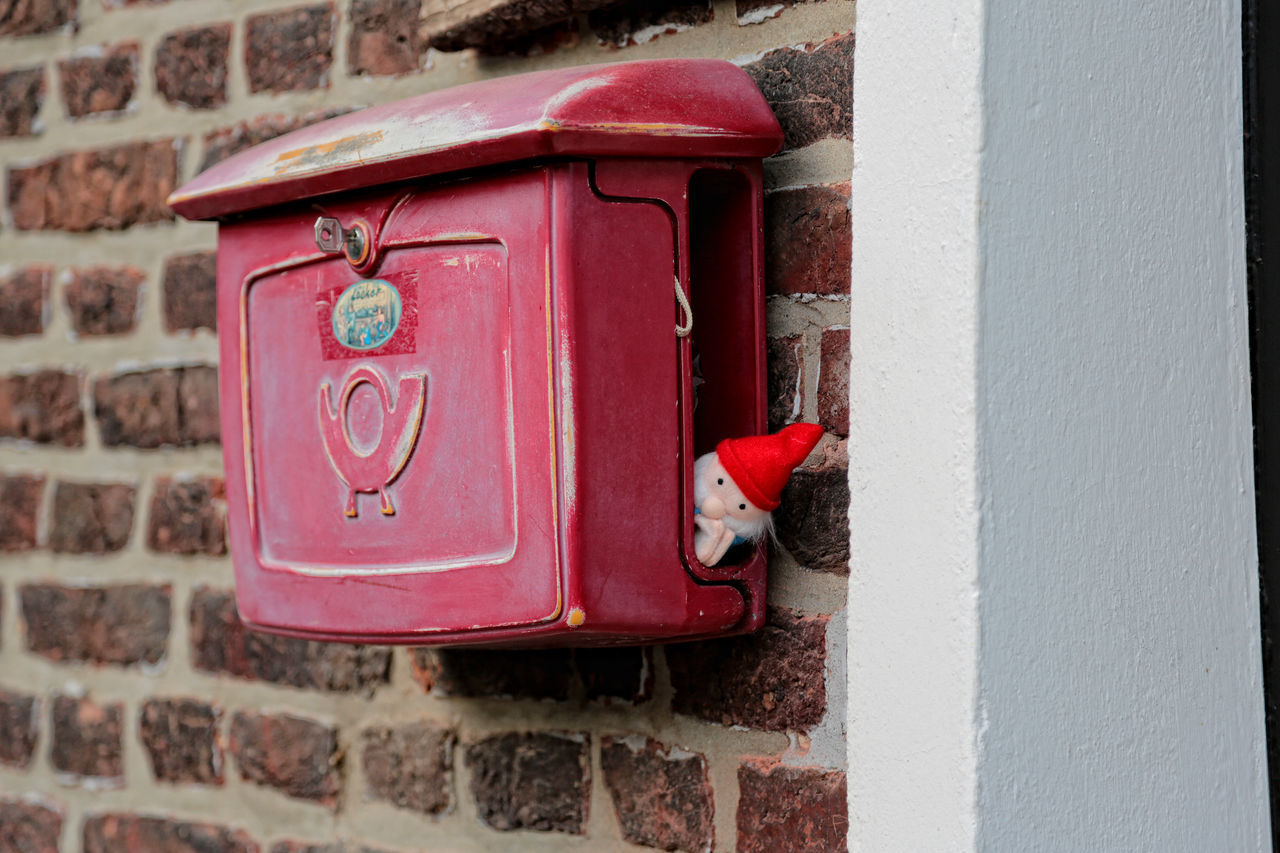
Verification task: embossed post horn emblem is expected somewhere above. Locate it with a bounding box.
[318,366,426,518]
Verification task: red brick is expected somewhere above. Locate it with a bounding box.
[0,66,44,137]
[0,0,76,36]
[94,369,178,447]
[140,698,224,785]
[0,265,50,336]
[0,798,62,853]
[51,695,124,783]
[0,369,84,446]
[348,0,421,76]
[155,24,231,109]
[0,473,43,552]
[465,732,589,834]
[775,447,849,574]
[47,481,136,553]
[590,0,711,47]
[177,365,220,443]
[246,5,334,93]
[736,762,847,853]
[667,606,828,731]
[361,721,453,815]
[767,334,803,433]
[189,587,391,692]
[497,18,583,56]
[576,646,653,703]
[7,139,179,232]
[601,736,713,852]
[65,265,144,336]
[764,183,851,296]
[425,0,613,52]
[93,366,220,448]
[199,108,354,171]
[58,44,138,118]
[147,476,226,555]
[230,710,340,805]
[83,814,257,853]
[0,688,39,768]
[162,251,217,332]
[817,327,849,436]
[410,647,573,700]
[21,583,170,664]
[744,32,853,151]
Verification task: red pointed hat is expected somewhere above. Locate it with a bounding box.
[716,423,824,512]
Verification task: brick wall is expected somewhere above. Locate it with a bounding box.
[0,1,853,850]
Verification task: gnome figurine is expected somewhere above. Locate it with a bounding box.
[693,423,825,566]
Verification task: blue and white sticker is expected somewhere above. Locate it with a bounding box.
[332,279,402,351]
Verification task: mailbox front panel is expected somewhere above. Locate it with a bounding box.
[247,244,517,571]
[220,171,564,639]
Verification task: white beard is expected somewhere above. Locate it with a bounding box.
[693,452,771,542]
[723,511,770,541]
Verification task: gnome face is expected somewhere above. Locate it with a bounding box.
[691,424,825,567]
[694,451,771,540]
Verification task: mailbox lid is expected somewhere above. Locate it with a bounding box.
[168,59,783,221]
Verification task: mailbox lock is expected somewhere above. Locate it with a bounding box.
[314,216,373,268]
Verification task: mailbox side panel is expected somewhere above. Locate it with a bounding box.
[550,162,748,638]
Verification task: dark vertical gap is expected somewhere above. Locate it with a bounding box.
[1244,0,1280,842]
[688,168,755,458]
[687,168,758,571]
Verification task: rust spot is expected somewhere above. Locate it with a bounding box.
[539,118,714,136]
[273,131,384,174]
[584,122,717,136]
[567,607,585,627]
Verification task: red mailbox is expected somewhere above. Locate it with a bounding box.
[169,60,783,646]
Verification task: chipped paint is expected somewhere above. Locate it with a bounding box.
[567,608,585,627]
[625,21,697,46]
[558,331,577,511]
[615,733,651,751]
[544,120,727,137]
[272,130,384,175]
[737,4,786,25]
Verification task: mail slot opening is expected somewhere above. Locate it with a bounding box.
[687,167,764,568]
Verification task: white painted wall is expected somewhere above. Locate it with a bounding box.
[849,0,1271,848]
[845,1,985,848]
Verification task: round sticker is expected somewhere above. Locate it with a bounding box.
[332,279,402,351]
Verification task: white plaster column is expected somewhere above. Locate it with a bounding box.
[847,0,1271,848]
[845,0,984,848]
